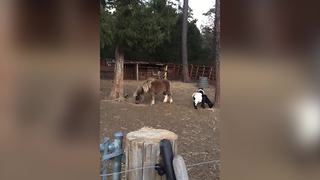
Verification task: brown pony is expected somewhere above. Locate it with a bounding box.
[133,79,173,105]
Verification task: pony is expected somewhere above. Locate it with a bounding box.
[192,88,214,109]
[133,78,173,105]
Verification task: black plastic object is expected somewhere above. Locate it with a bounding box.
[155,163,165,176]
[157,139,176,180]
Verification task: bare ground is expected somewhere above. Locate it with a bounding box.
[100,80,220,180]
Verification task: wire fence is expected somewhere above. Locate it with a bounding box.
[100,159,220,177]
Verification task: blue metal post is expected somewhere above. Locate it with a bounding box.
[112,131,124,180]
[101,137,110,180]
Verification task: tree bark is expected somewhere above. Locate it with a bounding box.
[214,0,220,107]
[110,45,124,100]
[181,0,191,83]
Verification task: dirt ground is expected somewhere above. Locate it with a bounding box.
[100,80,220,180]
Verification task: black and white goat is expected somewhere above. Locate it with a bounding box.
[192,88,214,109]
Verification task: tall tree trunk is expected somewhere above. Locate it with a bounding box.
[214,0,220,107]
[110,45,124,100]
[181,0,191,82]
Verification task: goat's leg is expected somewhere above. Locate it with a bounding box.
[201,101,206,108]
[207,101,214,108]
[203,95,214,108]
[194,101,198,109]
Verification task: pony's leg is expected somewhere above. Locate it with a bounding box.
[169,95,173,103]
[166,91,173,103]
[151,95,155,105]
[163,95,168,102]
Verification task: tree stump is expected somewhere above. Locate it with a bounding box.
[125,127,178,180]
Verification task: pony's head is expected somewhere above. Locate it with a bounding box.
[133,86,144,104]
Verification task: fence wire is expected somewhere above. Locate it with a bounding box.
[100,159,220,177]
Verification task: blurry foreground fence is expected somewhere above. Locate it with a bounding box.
[100,132,124,180]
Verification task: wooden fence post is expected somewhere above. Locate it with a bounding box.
[189,64,193,80]
[173,64,176,79]
[202,65,205,77]
[164,65,168,79]
[125,127,178,180]
[195,65,199,79]
[136,63,139,81]
[208,66,213,80]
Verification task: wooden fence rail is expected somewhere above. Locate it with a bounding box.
[100,59,215,82]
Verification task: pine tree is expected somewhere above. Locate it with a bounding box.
[100,0,178,99]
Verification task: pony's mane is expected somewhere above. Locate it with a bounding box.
[133,78,155,97]
[141,78,155,92]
